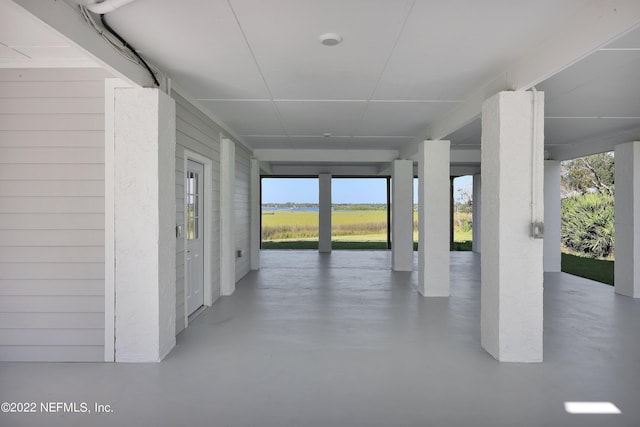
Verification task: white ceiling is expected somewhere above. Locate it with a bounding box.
[5,0,640,170]
[0,1,99,68]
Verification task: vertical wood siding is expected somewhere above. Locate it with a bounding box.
[0,68,110,361]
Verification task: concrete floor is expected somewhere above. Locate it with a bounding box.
[1,251,640,427]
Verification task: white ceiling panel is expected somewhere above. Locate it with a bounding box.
[199,100,285,136]
[228,0,414,100]
[0,1,99,67]
[108,0,269,99]
[545,117,640,147]
[0,1,71,47]
[356,101,457,137]
[544,57,640,118]
[351,136,413,150]
[242,135,291,149]
[0,43,29,60]
[286,136,353,150]
[447,119,481,147]
[373,0,585,101]
[604,25,640,49]
[275,101,367,136]
[539,51,640,104]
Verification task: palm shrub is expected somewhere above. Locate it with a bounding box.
[561,193,614,258]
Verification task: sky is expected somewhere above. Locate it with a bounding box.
[262,176,473,204]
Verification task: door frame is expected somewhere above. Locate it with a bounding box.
[183,150,214,329]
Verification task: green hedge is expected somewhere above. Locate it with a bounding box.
[561,193,614,259]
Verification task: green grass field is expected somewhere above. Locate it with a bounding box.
[262,210,473,250]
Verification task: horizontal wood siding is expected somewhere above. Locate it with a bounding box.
[235,146,251,281]
[0,68,109,361]
[172,91,222,335]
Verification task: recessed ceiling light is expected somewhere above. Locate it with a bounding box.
[319,33,343,46]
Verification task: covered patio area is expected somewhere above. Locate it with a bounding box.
[1,251,638,427]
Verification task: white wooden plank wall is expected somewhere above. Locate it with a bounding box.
[0,68,110,362]
[172,91,221,335]
[235,146,251,281]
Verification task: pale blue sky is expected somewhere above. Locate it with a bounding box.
[262,176,473,204]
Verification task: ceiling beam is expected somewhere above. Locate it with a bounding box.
[12,0,154,87]
[259,161,272,175]
[420,0,640,141]
[253,149,399,163]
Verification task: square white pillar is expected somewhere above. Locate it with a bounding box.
[113,88,176,362]
[319,174,332,253]
[472,174,482,253]
[481,91,544,363]
[418,140,450,296]
[615,141,640,298]
[544,160,561,272]
[392,160,414,271]
[250,158,261,270]
[220,138,236,295]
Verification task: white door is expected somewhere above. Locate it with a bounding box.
[186,160,205,316]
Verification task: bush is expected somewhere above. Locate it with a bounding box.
[561,193,614,258]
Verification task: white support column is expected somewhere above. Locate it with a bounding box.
[544,160,561,272]
[113,87,176,362]
[392,160,414,271]
[615,141,640,298]
[250,158,261,270]
[481,91,544,363]
[220,138,236,295]
[418,140,450,296]
[319,174,332,253]
[472,174,482,253]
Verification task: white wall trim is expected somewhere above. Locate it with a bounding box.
[104,77,134,362]
[220,137,236,295]
[250,158,261,270]
[182,150,215,329]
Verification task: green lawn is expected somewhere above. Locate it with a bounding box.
[561,252,614,285]
[261,209,473,251]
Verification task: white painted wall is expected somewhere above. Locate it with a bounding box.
[0,68,110,362]
[172,91,222,334]
[615,141,640,298]
[235,145,251,281]
[113,87,176,362]
[481,91,544,363]
[544,161,561,272]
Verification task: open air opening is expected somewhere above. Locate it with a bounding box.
[261,177,320,250]
[331,177,389,250]
[560,151,615,285]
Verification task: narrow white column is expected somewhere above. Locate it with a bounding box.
[392,160,414,271]
[319,173,332,253]
[544,160,561,272]
[250,158,261,270]
[113,87,176,362]
[615,141,640,298]
[220,138,236,295]
[481,91,544,362]
[418,140,450,296]
[472,174,482,253]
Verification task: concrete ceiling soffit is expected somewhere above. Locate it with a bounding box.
[418,0,640,143]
